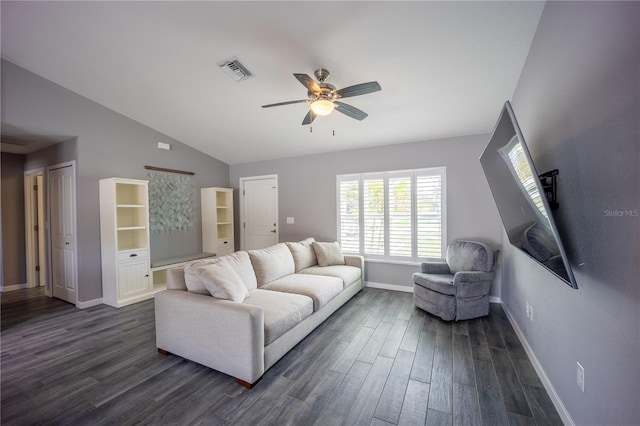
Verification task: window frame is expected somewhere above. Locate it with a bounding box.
[336,167,446,263]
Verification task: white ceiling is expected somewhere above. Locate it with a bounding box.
[1,1,545,165]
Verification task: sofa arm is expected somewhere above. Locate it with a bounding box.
[344,254,364,270]
[155,290,265,384]
[453,271,495,298]
[421,262,450,274]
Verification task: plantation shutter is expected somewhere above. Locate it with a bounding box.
[388,176,412,257]
[338,179,360,253]
[338,167,446,262]
[363,178,384,256]
[416,172,443,259]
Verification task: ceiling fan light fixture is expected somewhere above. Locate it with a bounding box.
[310,99,335,116]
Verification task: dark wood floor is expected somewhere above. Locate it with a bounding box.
[1,287,562,425]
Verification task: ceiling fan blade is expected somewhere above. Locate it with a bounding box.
[334,101,368,121]
[335,81,381,99]
[294,73,321,93]
[302,110,317,125]
[262,99,309,108]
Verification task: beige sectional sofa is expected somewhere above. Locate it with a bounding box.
[154,238,364,386]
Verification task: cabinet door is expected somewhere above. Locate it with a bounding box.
[118,260,150,299]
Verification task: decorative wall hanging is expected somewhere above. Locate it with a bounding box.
[147,169,194,233]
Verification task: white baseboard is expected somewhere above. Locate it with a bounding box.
[76,298,103,309]
[489,296,502,304]
[0,283,28,292]
[365,281,414,293]
[501,303,574,426]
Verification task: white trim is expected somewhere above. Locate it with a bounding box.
[501,302,574,426]
[0,283,28,292]
[489,296,502,304]
[365,281,414,293]
[76,298,103,309]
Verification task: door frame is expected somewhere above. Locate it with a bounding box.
[24,168,46,290]
[47,161,78,303]
[239,174,278,251]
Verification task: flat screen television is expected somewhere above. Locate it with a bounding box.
[480,101,578,288]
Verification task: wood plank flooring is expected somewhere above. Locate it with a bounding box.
[0,287,562,425]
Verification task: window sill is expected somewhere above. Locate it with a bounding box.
[363,258,422,267]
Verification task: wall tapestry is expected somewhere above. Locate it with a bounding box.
[148,172,194,232]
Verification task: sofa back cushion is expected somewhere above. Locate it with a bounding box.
[185,251,257,291]
[249,243,295,286]
[312,241,346,267]
[286,237,317,272]
[184,258,249,302]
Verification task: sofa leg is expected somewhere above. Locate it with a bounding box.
[157,348,170,356]
[237,377,261,389]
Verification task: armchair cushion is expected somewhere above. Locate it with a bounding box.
[413,273,456,296]
[420,262,450,274]
[446,240,496,273]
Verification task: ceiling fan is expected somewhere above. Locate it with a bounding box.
[262,68,381,125]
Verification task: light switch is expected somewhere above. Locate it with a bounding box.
[286,217,295,224]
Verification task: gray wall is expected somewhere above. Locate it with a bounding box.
[230,134,504,294]
[505,2,639,425]
[2,59,230,302]
[1,153,27,287]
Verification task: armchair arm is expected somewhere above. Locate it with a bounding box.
[155,290,265,384]
[453,271,495,298]
[421,262,450,274]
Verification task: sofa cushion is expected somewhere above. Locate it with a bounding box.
[299,265,361,289]
[312,241,345,267]
[186,251,257,291]
[261,274,343,311]
[286,238,318,272]
[249,243,296,286]
[413,273,456,296]
[184,259,249,302]
[243,289,313,345]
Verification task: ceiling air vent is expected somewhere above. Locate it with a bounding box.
[217,56,253,82]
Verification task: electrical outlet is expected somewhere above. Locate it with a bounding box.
[577,362,585,392]
[525,301,533,321]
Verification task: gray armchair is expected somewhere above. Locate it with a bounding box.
[413,240,498,321]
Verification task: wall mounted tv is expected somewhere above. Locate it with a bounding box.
[480,101,577,288]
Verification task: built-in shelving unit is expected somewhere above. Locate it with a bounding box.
[100,178,156,307]
[201,187,234,257]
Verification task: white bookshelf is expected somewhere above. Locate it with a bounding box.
[201,187,234,257]
[100,178,155,307]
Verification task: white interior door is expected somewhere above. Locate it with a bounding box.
[241,175,278,250]
[49,163,77,304]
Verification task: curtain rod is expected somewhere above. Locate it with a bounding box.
[144,165,194,176]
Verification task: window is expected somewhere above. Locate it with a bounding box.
[337,167,446,262]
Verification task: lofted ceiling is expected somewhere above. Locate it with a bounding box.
[0,1,544,165]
